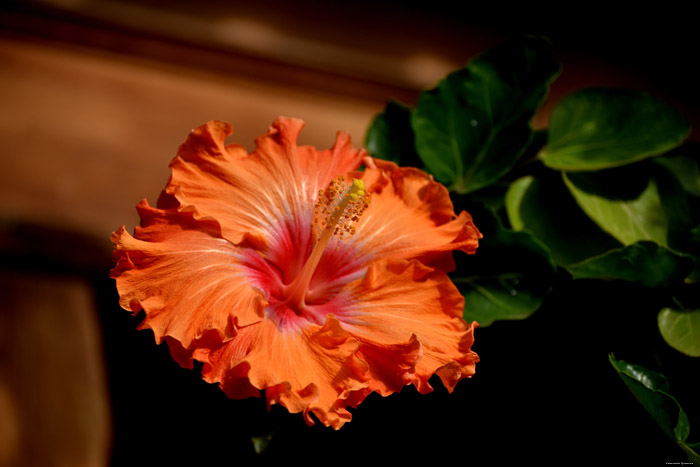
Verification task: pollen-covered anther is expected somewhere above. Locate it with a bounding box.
[312,177,370,242]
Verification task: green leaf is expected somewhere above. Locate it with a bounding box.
[609,354,691,443]
[504,175,534,231]
[453,204,555,326]
[654,165,700,280]
[658,308,700,357]
[365,99,422,167]
[464,182,509,213]
[505,173,622,266]
[564,162,699,264]
[680,442,700,466]
[540,88,690,171]
[654,145,700,197]
[567,242,693,288]
[563,167,670,247]
[412,36,560,193]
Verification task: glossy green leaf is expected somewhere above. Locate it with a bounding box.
[654,146,700,197]
[540,88,690,171]
[655,166,700,281]
[658,308,700,357]
[412,36,560,193]
[567,242,693,288]
[504,175,534,231]
[453,205,555,326]
[563,168,669,247]
[681,443,700,466]
[609,355,691,443]
[505,174,622,266]
[365,99,421,167]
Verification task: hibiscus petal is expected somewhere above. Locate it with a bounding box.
[338,259,479,394]
[198,314,370,429]
[111,199,267,367]
[167,118,365,247]
[343,334,423,409]
[351,158,481,270]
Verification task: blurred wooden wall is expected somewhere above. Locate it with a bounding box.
[2,1,695,239]
[1,272,110,467]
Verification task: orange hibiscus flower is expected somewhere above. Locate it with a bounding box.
[111,117,481,429]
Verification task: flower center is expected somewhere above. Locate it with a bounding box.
[281,176,370,313]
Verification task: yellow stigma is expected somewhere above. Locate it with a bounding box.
[312,176,370,243]
[283,176,370,313]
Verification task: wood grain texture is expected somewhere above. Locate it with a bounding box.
[0,271,110,467]
[0,37,383,238]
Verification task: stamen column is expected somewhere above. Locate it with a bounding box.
[281,177,370,313]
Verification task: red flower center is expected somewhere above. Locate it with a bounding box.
[241,177,370,329]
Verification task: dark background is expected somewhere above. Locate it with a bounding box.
[95,263,699,465]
